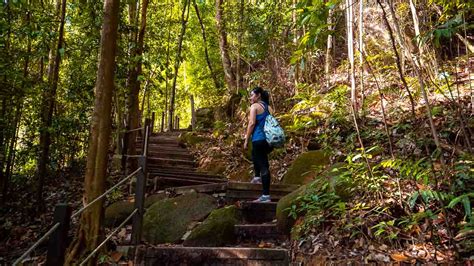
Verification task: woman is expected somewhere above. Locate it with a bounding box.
[243,87,273,202]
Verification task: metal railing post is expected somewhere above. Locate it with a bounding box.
[46,204,71,266]
[121,125,130,172]
[161,112,165,132]
[151,112,155,134]
[131,124,149,245]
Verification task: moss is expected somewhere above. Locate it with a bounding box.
[144,193,167,208]
[178,132,208,147]
[184,205,242,247]
[104,200,135,227]
[142,192,217,244]
[276,185,308,234]
[282,150,330,185]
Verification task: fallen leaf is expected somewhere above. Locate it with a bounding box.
[110,251,123,262]
[390,252,410,262]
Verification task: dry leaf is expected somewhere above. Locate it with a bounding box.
[390,252,410,262]
[110,251,123,262]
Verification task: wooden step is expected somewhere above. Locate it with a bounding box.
[153,173,226,183]
[150,170,223,179]
[146,151,193,160]
[226,182,298,202]
[165,183,227,195]
[134,246,289,266]
[147,157,196,167]
[235,224,284,242]
[154,177,217,188]
[239,202,277,224]
[148,166,198,173]
[228,182,299,192]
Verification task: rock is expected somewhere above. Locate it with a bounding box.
[321,162,353,200]
[142,192,218,244]
[195,108,215,129]
[276,185,308,234]
[104,193,169,227]
[104,200,135,227]
[183,205,242,247]
[282,150,330,185]
[178,132,208,147]
[199,159,227,175]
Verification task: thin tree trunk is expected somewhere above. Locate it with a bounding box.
[346,0,357,112]
[169,0,190,130]
[215,0,236,91]
[325,7,334,87]
[384,0,444,163]
[236,0,244,93]
[65,0,120,264]
[164,0,174,130]
[36,0,66,209]
[193,0,219,89]
[378,0,416,119]
[358,0,364,112]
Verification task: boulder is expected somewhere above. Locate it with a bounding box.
[104,200,135,227]
[142,192,218,244]
[104,194,169,227]
[195,108,214,129]
[178,132,208,147]
[276,185,308,234]
[282,150,330,185]
[183,205,242,247]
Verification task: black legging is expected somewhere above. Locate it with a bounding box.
[251,140,272,195]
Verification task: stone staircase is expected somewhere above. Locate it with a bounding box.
[133,131,298,265]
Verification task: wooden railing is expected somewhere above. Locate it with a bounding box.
[13,120,152,266]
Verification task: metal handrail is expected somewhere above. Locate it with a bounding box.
[12,223,61,266]
[71,167,142,219]
[124,127,144,133]
[79,209,138,266]
[143,125,150,156]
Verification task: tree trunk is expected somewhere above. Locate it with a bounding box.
[346,0,357,112]
[325,7,334,87]
[36,0,66,210]
[358,0,364,112]
[378,0,416,118]
[193,0,220,90]
[65,0,120,264]
[168,0,190,130]
[215,0,236,91]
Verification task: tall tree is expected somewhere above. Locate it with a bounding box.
[66,0,120,263]
[168,0,190,130]
[126,0,149,167]
[215,0,236,91]
[346,0,357,111]
[36,0,66,209]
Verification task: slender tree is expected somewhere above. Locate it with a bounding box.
[36,0,66,209]
[66,0,120,263]
[215,0,236,91]
[168,0,190,130]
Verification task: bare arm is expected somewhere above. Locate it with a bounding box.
[244,105,257,148]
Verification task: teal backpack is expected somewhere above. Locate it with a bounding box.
[263,107,285,148]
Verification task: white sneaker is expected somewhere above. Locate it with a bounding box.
[250,176,262,184]
[253,195,271,203]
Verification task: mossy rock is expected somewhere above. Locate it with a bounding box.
[198,159,227,175]
[104,194,169,227]
[183,205,242,247]
[282,150,330,185]
[142,192,218,244]
[178,132,208,147]
[195,108,215,129]
[104,200,135,227]
[276,185,308,234]
[320,162,353,200]
[144,193,167,208]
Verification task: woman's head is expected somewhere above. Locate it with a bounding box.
[250,87,269,105]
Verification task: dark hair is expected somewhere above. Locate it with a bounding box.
[251,86,270,105]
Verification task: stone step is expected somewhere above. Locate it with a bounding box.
[239,202,277,224]
[235,224,284,242]
[134,246,289,266]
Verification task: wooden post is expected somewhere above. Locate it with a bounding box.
[46,204,71,266]
[161,112,165,132]
[121,126,130,172]
[151,112,155,134]
[175,116,179,130]
[132,123,149,245]
[190,95,195,130]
